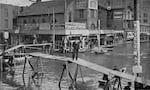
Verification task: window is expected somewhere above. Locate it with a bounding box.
[91,23,95,30]
[51,19,57,23]
[143,19,148,23]
[76,0,86,9]
[4,8,8,17]
[91,9,96,18]
[32,19,36,23]
[69,12,72,22]
[23,19,27,24]
[42,18,46,23]
[79,9,84,18]
[4,19,8,28]
[143,13,148,18]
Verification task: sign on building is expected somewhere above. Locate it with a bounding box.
[76,0,87,9]
[39,23,51,30]
[65,22,86,30]
[113,11,123,19]
[88,0,98,9]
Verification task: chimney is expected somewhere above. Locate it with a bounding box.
[36,0,41,3]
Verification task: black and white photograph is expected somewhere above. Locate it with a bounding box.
[0,0,150,90]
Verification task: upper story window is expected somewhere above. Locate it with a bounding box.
[79,9,84,18]
[76,0,86,9]
[143,19,148,23]
[42,18,46,23]
[143,13,148,18]
[4,19,8,28]
[23,19,27,24]
[91,9,96,18]
[4,8,8,17]
[32,19,36,23]
[69,12,72,22]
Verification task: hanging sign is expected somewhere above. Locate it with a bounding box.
[88,0,98,9]
[3,31,9,39]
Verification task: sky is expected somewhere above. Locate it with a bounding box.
[0,0,51,6]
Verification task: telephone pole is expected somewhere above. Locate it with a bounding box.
[132,0,142,89]
[52,8,55,50]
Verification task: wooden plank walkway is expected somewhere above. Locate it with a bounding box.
[0,43,52,55]
[29,52,150,86]
[1,44,150,86]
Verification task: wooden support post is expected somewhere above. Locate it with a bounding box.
[39,57,44,86]
[79,65,84,83]
[22,56,27,88]
[74,64,79,83]
[58,64,66,90]
[65,61,69,84]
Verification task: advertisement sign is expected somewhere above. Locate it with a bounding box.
[132,65,142,74]
[88,0,98,9]
[76,0,87,9]
[23,24,39,30]
[39,23,50,30]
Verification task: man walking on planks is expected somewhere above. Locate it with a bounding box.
[72,40,79,60]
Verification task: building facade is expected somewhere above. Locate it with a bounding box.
[15,0,150,48]
[0,3,20,44]
[104,0,150,41]
[17,0,101,48]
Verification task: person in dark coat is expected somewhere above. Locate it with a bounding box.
[124,82,131,90]
[72,40,79,60]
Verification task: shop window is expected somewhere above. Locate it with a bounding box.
[143,13,148,18]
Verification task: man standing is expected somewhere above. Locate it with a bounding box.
[72,40,79,60]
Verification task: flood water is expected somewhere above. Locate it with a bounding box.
[0,42,150,90]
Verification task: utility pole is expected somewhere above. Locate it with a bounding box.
[64,0,67,22]
[52,8,55,50]
[132,0,142,90]
[98,20,101,49]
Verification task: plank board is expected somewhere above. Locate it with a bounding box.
[29,52,150,86]
[0,43,52,55]
[25,43,52,47]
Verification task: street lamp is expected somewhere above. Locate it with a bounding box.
[106,0,111,10]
